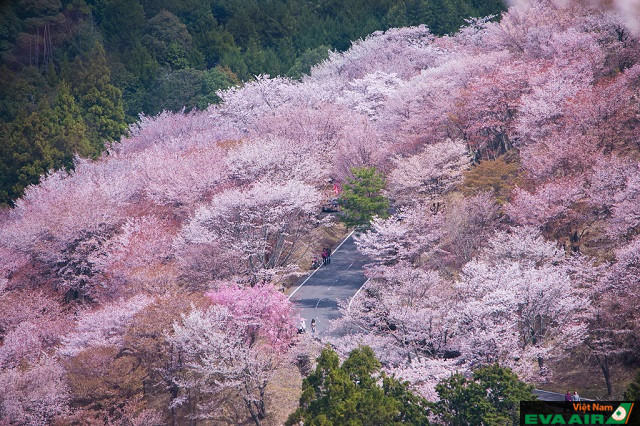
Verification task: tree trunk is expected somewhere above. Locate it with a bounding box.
[257,386,267,419]
[596,354,613,396]
[188,388,197,426]
[170,385,178,426]
[245,398,262,426]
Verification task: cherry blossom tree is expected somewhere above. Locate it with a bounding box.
[168,284,297,425]
[0,355,69,424]
[59,295,153,357]
[387,139,469,205]
[607,165,640,240]
[206,283,299,352]
[215,75,307,134]
[117,109,240,155]
[88,216,177,299]
[0,159,141,300]
[132,145,228,207]
[355,209,442,265]
[507,0,640,34]
[586,235,640,395]
[431,192,500,270]
[310,26,438,83]
[452,59,530,160]
[337,71,404,120]
[332,262,454,366]
[356,192,498,269]
[388,358,462,401]
[180,179,322,283]
[224,137,323,185]
[0,289,68,369]
[381,51,504,153]
[453,227,590,379]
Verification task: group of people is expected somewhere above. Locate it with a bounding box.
[565,390,581,401]
[298,318,317,336]
[311,247,332,269]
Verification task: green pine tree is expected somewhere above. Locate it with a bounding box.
[286,346,431,425]
[624,370,640,401]
[435,364,536,425]
[2,109,59,203]
[339,166,390,227]
[287,45,330,79]
[72,43,127,151]
[49,82,93,166]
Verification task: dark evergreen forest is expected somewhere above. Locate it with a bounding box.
[0,0,504,205]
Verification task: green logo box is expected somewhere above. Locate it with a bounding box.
[520,401,637,425]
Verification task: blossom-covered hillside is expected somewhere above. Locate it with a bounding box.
[1,0,640,423]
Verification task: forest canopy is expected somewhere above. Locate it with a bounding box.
[0,0,504,205]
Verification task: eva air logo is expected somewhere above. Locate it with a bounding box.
[606,403,634,424]
[522,401,636,424]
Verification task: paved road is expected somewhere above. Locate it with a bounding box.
[288,232,369,337]
[533,389,568,401]
[533,389,593,402]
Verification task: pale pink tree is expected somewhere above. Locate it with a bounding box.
[356,192,498,269]
[132,145,228,207]
[506,0,640,35]
[310,25,438,82]
[215,75,307,133]
[337,71,404,120]
[483,1,580,59]
[180,179,322,283]
[0,158,141,300]
[433,192,500,269]
[606,165,640,239]
[59,295,153,357]
[118,109,241,155]
[255,102,348,153]
[586,154,633,210]
[88,216,177,299]
[0,290,69,369]
[173,241,245,290]
[225,137,323,185]
[587,235,640,394]
[453,227,589,379]
[387,139,469,205]
[355,206,442,265]
[583,267,633,396]
[389,358,462,401]
[168,284,297,425]
[515,69,591,145]
[380,51,502,153]
[0,244,29,287]
[0,355,70,424]
[506,179,586,245]
[332,262,454,366]
[0,319,64,369]
[452,58,530,160]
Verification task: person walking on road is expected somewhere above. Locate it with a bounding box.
[322,248,329,265]
[326,247,332,264]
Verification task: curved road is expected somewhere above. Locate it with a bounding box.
[288,231,369,336]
